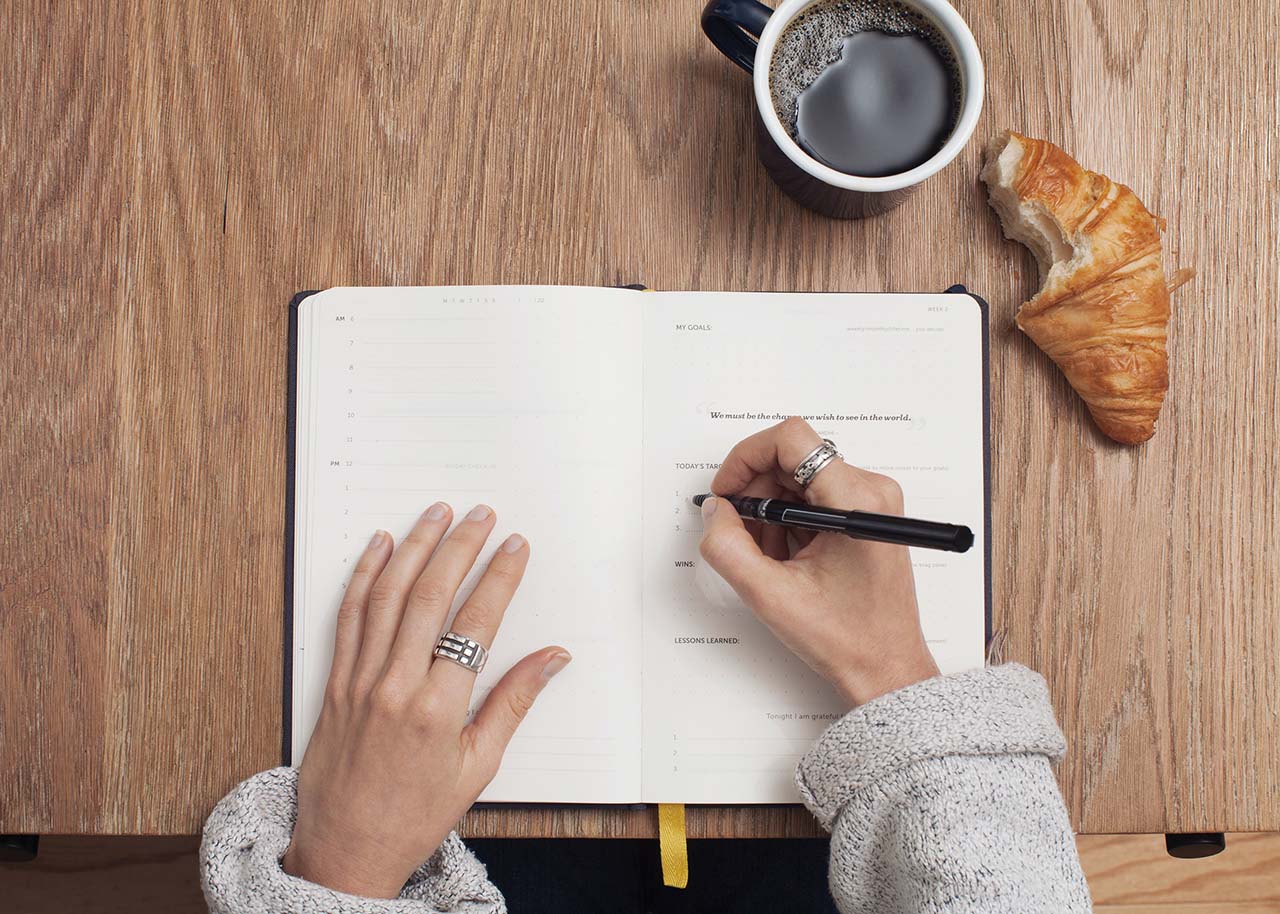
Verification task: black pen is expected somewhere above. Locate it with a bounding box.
[692,493,974,553]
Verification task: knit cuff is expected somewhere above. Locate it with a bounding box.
[200,767,504,914]
[795,663,1066,829]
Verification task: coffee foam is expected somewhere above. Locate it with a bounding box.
[769,0,962,148]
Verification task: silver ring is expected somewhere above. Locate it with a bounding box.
[793,438,841,488]
[432,632,489,674]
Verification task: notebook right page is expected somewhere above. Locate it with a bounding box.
[640,291,986,803]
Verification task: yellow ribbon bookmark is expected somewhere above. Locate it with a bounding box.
[657,803,689,888]
[641,289,688,890]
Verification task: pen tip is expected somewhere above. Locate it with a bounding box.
[691,494,708,507]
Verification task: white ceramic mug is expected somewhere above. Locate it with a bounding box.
[701,0,984,218]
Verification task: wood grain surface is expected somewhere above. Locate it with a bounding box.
[3,833,1278,911]
[1,0,1277,836]
[1078,833,1280,909]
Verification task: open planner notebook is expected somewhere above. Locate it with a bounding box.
[287,285,989,804]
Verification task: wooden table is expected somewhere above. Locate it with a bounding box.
[2,0,1276,838]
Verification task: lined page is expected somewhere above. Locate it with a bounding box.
[292,286,644,802]
[640,292,986,803]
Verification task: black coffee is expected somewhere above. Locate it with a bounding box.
[770,0,961,178]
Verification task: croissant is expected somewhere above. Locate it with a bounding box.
[982,130,1176,445]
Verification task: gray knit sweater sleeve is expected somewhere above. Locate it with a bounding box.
[200,767,505,914]
[796,662,1093,913]
[202,664,1088,913]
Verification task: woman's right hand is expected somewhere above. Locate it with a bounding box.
[699,417,940,707]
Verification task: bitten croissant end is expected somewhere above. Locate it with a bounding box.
[982,131,1174,445]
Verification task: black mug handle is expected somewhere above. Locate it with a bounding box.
[701,0,775,73]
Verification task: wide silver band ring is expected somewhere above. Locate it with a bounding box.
[432,632,489,674]
[793,438,842,488]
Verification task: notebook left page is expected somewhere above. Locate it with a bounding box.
[292,286,644,803]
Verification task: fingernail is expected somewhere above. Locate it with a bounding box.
[500,533,526,554]
[541,651,572,680]
[701,496,718,519]
[369,530,386,547]
[425,502,449,521]
[466,504,492,522]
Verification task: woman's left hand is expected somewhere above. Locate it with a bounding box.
[282,502,571,898]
